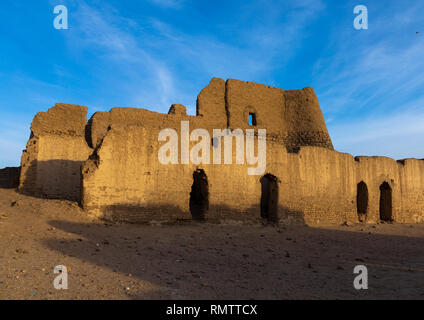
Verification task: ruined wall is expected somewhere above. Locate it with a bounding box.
[398,159,424,223]
[283,88,334,152]
[82,125,195,221]
[225,79,286,138]
[82,123,275,223]
[0,167,20,189]
[198,78,334,152]
[81,123,424,226]
[81,106,232,221]
[86,78,229,152]
[87,105,226,150]
[87,78,334,152]
[196,78,228,128]
[19,104,92,201]
[278,148,357,225]
[18,78,424,225]
[355,156,402,223]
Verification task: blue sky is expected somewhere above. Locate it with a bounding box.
[1,0,423,167]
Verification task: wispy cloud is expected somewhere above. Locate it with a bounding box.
[329,108,424,159]
[143,0,327,83]
[312,1,424,159]
[63,0,326,112]
[148,0,185,9]
[64,1,183,113]
[314,1,424,114]
[315,38,424,116]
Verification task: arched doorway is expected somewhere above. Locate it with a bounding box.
[379,182,393,222]
[189,169,209,220]
[260,174,279,223]
[357,181,368,222]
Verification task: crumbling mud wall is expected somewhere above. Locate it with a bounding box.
[278,147,357,225]
[82,123,274,223]
[80,125,353,225]
[86,78,229,152]
[81,107,229,221]
[224,80,333,153]
[284,88,334,152]
[81,123,424,226]
[87,78,334,152]
[19,104,92,201]
[397,159,424,223]
[18,78,424,226]
[355,156,402,223]
[225,79,286,137]
[86,105,221,150]
[196,78,228,128]
[0,167,20,189]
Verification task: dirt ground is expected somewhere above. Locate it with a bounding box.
[0,188,423,300]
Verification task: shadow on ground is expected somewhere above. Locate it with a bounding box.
[42,219,424,300]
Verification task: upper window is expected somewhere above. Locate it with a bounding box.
[249,113,257,126]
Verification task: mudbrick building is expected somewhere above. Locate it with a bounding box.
[14,78,424,225]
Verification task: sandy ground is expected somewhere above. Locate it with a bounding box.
[0,188,423,300]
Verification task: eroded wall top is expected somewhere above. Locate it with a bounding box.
[31,103,88,137]
[23,78,334,155]
[86,77,334,153]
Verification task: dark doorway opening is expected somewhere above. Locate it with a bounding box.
[357,181,368,222]
[190,169,209,220]
[260,174,279,223]
[379,182,393,222]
